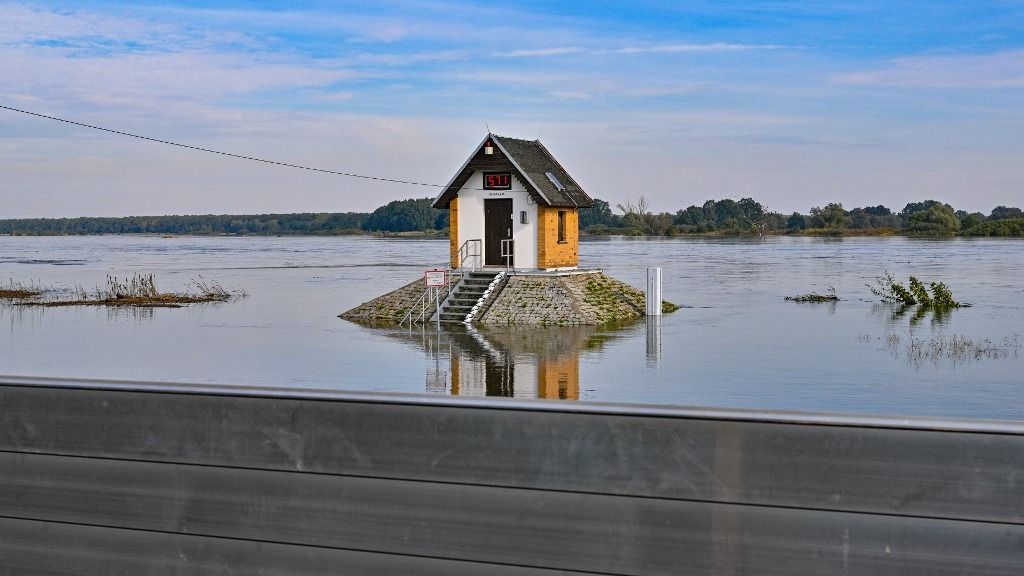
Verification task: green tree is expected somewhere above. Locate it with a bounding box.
[616,196,652,234]
[958,211,986,230]
[362,198,442,232]
[580,198,620,228]
[809,203,849,229]
[962,218,1024,237]
[907,203,960,236]
[899,200,943,226]
[674,205,705,227]
[990,206,1023,221]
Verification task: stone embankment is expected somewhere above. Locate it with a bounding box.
[340,270,678,327]
[339,278,453,323]
[477,271,678,326]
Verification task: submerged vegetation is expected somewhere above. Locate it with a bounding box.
[0,279,44,299]
[785,287,839,303]
[882,333,1020,367]
[869,273,968,308]
[7,274,243,308]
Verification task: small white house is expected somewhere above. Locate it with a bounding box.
[432,134,593,270]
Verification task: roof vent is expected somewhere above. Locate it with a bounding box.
[545,171,565,191]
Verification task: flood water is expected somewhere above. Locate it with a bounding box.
[1,235,1022,419]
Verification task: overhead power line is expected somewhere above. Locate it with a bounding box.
[0,104,444,189]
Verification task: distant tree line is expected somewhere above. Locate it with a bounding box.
[1,195,1020,238]
[581,197,1024,238]
[0,212,368,236]
[0,198,448,236]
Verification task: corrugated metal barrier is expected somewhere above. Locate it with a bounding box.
[1,375,1022,575]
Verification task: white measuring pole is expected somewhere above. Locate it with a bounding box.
[646,267,662,316]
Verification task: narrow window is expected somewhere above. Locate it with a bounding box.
[557,210,566,243]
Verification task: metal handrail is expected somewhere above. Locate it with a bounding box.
[501,238,514,272]
[400,285,442,326]
[458,239,481,271]
[445,238,482,311]
[400,239,485,326]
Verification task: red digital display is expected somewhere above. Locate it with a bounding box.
[483,172,512,190]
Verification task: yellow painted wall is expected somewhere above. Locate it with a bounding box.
[536,206,579,268]
[448,197,459,268]
[537,357,579,400]
[450,353,461,396]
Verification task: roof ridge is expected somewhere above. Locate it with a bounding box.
[491,134,537,144]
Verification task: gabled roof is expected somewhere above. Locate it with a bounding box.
[432,133,593,209]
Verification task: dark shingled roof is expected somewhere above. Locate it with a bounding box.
[432,134,593,209]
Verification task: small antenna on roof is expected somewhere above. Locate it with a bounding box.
[485,122,491,134]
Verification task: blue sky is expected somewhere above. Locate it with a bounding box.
[1,1,1022,217]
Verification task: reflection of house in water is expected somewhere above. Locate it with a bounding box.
[396,325,633,401]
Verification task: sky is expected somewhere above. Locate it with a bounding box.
[0,1,1022,218]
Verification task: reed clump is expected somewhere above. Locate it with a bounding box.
[906,334,1020,367]
[17,274,242,308]
[785,286,839,303]
[0,279,44,299]
[880,331,1020,366]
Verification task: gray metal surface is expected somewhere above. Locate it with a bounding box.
[0,517,570,576]
[2,376,1023,574]
[2,382,1022,522]
[6,373,1024,433]
[3,452,1022,575]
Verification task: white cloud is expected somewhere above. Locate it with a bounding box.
[497,47,585,58]
[834,49,1024,89]
[615,42,786,54]
[494,42,786,59]
[0,47,360,116]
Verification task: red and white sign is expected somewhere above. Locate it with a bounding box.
[424,269,446,287]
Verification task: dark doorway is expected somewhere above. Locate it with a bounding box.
[485,355,515,397]
[484,198,513,266]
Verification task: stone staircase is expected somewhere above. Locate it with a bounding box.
[437,270,502,323]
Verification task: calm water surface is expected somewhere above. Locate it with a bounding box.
[2,235,1021,419]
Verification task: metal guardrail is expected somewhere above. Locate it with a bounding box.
[2,375,1023,575]
[458,238,481,271]
[401,239,482,326]
[500,238,514,271]
[399,284,443,326]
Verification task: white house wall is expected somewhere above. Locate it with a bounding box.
[457,170,538,270]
